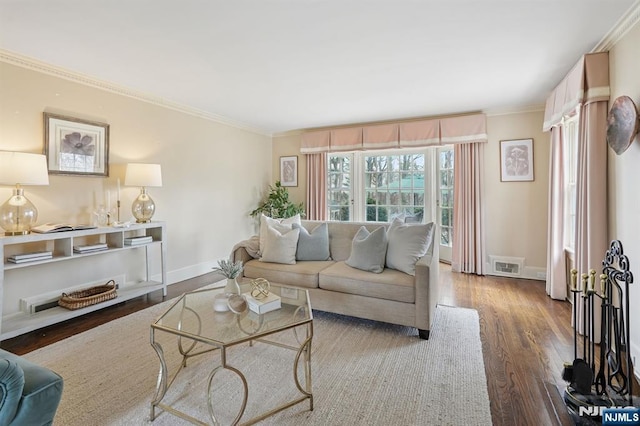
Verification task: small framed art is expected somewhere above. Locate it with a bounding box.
[500,138,534,182]
[44,112,110,176]
[280,155,298,187]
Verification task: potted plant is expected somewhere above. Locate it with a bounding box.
[213,259,243,295]
[250,181,305,219]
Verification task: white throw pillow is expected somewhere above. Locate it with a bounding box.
[259,214,301,256]
[386,218,434,276]
[345,226,388,273]
[260,226,300,264]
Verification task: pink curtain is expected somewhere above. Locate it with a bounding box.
[306,153,327,221]
[301,130,330,154]
[543,52,609,339]
[330,127,363,152]
[545,127,567,300]
[451,142,486,274]
[573,100,608,337]
[440,114,488,144]
[399,119,440,147]
[362,123,399,149]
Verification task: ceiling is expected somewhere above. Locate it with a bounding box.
[0,1,637,135]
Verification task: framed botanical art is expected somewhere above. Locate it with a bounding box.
[44,112,110,176]
[280,155,298,187]
[500,138,534,182]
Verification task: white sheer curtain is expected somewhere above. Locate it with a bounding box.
[451,142,486,275]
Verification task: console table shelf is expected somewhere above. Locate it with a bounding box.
[0,222,167,341]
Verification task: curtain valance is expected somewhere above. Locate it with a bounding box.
[300,113,487,154]
[399,119,440,147]
[543,52,610,131]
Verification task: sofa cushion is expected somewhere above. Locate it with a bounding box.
[319,261,415,303]
[386,219,435,276]
[259,214,301,256]
[0,358,24,424]
[244,259,334,289]
[293,223,330,261]
[260,226,299,265]
[345,226,388,273]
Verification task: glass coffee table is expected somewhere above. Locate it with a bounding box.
[150,283,313,425]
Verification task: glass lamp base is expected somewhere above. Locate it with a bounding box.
[0,188,37,236]
[131,188,156,223]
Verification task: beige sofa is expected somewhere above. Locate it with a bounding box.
[232,220,440,339]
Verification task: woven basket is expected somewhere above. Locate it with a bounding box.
[58,279,117,310]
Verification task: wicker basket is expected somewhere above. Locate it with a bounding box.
[58,280,117,310]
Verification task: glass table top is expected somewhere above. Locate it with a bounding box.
[152,283,312,346]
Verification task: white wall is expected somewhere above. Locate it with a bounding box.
[608,20,640,368]
[0,61,272,285]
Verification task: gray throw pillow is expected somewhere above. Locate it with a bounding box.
[345,226,388,273]
[386,218,434,276]
[293,223,331,261]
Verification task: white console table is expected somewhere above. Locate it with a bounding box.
[0,222,167,341]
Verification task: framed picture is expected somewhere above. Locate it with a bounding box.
[43,112,110,176]
[280,155,298,187]
[500,138,534,182]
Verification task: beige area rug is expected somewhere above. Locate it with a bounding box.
[24,299,492,426]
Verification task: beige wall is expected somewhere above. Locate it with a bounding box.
[272,109,550,278]
[0,61,272,284]
[608,20,640,366]
[484,110,549,275]
[272,132,306,207]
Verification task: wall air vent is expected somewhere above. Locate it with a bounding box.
[489,255,525,278]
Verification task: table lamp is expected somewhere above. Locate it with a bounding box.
[0,151,50,235]
[124,163,162,223]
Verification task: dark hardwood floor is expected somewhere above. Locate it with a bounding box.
[1,264,586,425]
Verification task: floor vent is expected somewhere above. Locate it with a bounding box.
[20,275,125,315]
[489,256,524,278]
[33,300,60,313]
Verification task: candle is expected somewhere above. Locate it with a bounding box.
[107,191,111,209]
[117,178,121,201]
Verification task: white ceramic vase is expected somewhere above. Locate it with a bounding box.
[224,277,241,295]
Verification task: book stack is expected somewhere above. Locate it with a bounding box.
[244,291,282,314]
[73,243,109,254]
[124,236,153,246]
[7,251,53,264]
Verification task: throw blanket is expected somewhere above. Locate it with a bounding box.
[230,235,260,260]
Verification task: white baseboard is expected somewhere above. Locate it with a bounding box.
[631,341,640,383]
[153,259,226,286]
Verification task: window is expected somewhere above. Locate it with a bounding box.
[563,114,579,251]
[364,153,425,222]
[327,150,427,223]
[327,155,351,221]
[438,148,454,247]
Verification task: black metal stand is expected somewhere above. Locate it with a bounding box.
[562,240,635,425]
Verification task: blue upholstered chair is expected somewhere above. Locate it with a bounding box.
[0,349,63,426]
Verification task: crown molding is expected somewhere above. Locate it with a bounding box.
[0,48,271,137]
[483,104,545,117]
[592,0,640,52]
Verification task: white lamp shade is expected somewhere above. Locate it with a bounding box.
[0,151,49,186]
[124,163,162,187]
